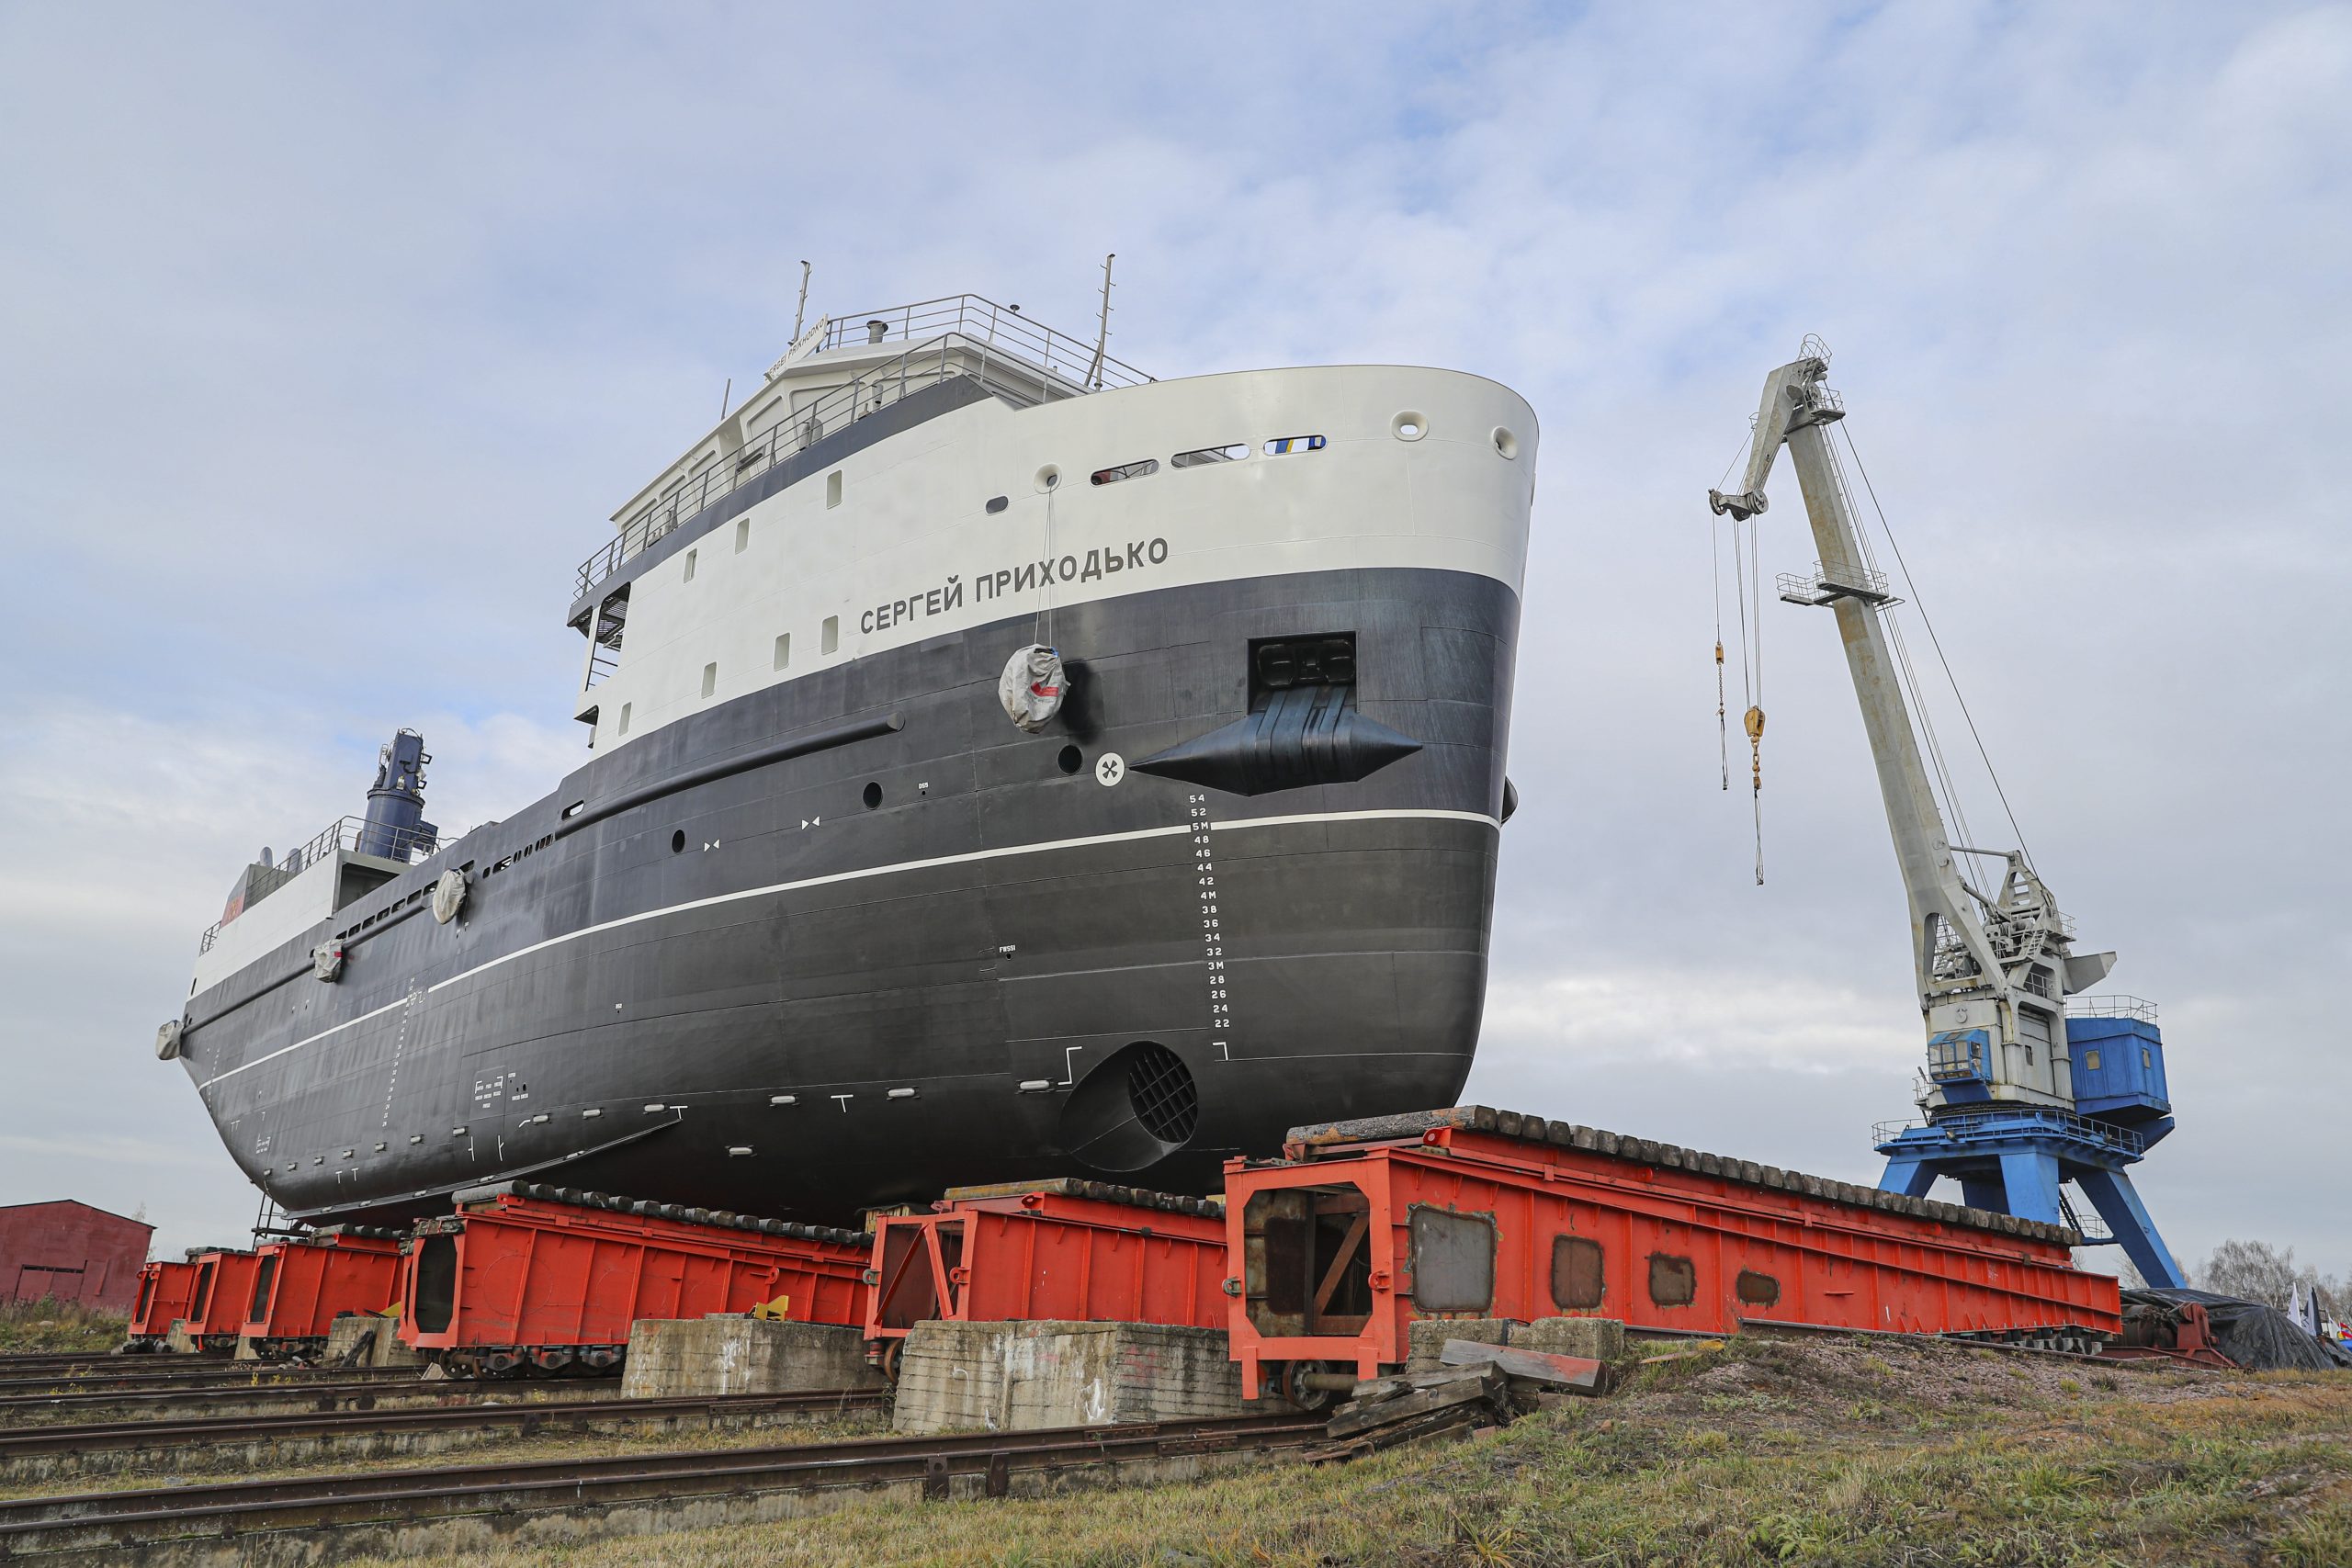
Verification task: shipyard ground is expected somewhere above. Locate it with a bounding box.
[0,1300,126,1355]
[298,1337,2338,1567]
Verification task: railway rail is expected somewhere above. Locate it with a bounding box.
[0,1363,421,1396]
[0,1374,621,1429]
[0,1386,887,1485]
[0,1412,1325,1563]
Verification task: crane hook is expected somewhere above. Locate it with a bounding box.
[1744,705,1766,885]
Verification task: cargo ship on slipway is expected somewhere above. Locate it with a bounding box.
[159,294,1537,1225]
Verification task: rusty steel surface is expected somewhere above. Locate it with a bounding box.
[1227,1110,2122,1397]
[865,1182,1228,1344]
[239,1232,404,1349]
[397,1190,869,1366]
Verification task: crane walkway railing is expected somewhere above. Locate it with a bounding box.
[1873,1108,2148,1160]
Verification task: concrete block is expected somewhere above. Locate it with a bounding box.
[1511,1316,1628,1364]
[1407,1317,1519,1373]
[232,1334,260,1361]
[620,1318,887,1399]
[323,1314,421,1369]
[164,1320,198,1355]
[891,1320,1258,1435]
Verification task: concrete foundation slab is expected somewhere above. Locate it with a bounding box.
[892,1320,1259,1435]
[324,1314,422,1369]
[1511,1316,1628,1363]
[621,1318,886,1399]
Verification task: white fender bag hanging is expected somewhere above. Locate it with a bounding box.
[998,645,1067,734]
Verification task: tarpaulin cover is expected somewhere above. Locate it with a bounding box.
[2123,1288,2352,1371]
[998,645,1066,734]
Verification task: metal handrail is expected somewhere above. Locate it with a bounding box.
[198,817,444,953]
[821,295,1151,389]
[2068,995,2157,1023]
[575,297,1154,603]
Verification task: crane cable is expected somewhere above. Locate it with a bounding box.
[1711,516,1728,791]
[1836,421,2032,867]
[1724,513,1767,885]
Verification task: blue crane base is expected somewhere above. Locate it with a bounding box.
[1876,1109,2188,1289]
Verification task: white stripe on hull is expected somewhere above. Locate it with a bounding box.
[198,806,1498,1091]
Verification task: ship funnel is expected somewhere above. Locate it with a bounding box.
[355,728,439,862]
[865,319,888,344]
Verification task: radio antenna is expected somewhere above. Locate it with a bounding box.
[792,261,812,344]
[1085,253,1115,390]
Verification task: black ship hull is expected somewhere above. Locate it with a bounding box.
[178,565,1517,1224]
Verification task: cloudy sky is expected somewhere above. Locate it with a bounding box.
[4,3,2345,1281]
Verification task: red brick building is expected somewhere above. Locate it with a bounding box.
[0,1201,153,1314]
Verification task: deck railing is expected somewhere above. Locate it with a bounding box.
[198,817,444,953]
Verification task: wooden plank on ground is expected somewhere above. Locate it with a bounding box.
[1437,1339,1604,1390]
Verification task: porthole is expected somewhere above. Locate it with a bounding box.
[670,829,685,853]
[985,495,1010,514]
[1057,744,1083,775]
[862,781,883,809]
[1034,465,1061,493]
[1491,426,1520,460]
[1392,412,1427,441]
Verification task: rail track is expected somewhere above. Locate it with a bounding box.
[0,1363,421,1396]
[0,1374,622,1429]
[0,1412,1326,1564]
[0,1385,887,1484]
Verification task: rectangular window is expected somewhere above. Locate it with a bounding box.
[1408,1207,1496,1314]
[773,633,791,671]
[1551,1235,1604,1311]
[826,470,843,508]
[616,703,631,736]
[683,548,698,582]
[700,662,717,698]
[734,518,751,553]
[821,615,839,654]
[2083,1049,2101,1072]
[1263,434,1326,456]
[1172,443,1247,468]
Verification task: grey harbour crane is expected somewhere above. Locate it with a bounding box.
[1708,341,2187,1288]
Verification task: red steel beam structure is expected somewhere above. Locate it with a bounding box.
[239,1230,405,1358]
[181,1250,264,1352]
[127,1259,200,1347]
[1224,1108,2121,1398]
[396,1183,870,1375]
[864,1179,1227,1370]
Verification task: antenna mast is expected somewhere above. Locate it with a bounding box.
[792,261,812,344]
[1085,254,1115,390]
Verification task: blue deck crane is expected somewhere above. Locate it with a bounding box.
[1707,342,2187,1288]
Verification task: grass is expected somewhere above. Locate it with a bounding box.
[334,1335,2352,1568]
[0,1297,126,1354]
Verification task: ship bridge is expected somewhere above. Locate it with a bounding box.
[571,296,1154,612]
